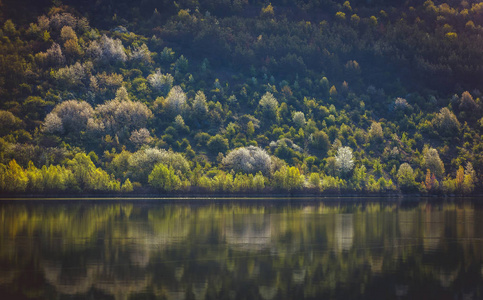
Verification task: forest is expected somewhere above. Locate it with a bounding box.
[0,0,482,195]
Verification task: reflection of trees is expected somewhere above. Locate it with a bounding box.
[334,213,354,252]
[223,213,273,251]
[0,202,482,299]
[94,275,149,300]
[0,239,23,285]
[42,260,95,295]
[259,284,278,300]
[41,250,151,300]
[149,207,191,247]
[398,210,417,238]
[436,267,460,288]
[369,256,384,274]
[423,209,444,252]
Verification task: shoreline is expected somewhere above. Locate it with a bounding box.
[0,192,480,201]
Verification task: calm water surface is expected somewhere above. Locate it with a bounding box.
[0,198,482,300]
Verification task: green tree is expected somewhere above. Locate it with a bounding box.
[253,172,266,191]
[433,107,460,137]
[148,163,182,192]
[121,178,134,192]
[247,121,255,137]
[292,111,306,128]
[463,163,475,194]
[311,131,330,154]
[369,122,383,142]
[308,173,321,189]
[259,92,279,122]
[26,161,43,192]
[67,153,96,190]
[0,110,23,136]
[397,163,418,192]
[272,166,304,191]
[423,147,445,179]
[42,165,72,191]
[459,91,477,111]
[352,165,367,191]
[207,134,229,154]
[3,20,18,36]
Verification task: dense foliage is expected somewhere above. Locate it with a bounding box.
[0,0,482,194]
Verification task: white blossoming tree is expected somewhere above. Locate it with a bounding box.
[128,148,190,183]
[87,34,127,63]
[335,146,354,175]
[292,111,306,128]
[222,146,272,175]
[165,85,188,117]
[147,70,173,94]
[43,100,94,135]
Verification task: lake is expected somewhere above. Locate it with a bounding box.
[0,198,482,299]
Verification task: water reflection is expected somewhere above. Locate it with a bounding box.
[0,200,483,299]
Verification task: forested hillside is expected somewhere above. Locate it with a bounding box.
[0,0,482,194]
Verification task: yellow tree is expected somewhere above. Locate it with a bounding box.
[5,160,28,192]
[456,166,465,192]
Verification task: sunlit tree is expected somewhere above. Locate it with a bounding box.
[223,146,272,175]
[44,43,65,66]
[148,163,182,192]
[259,92,279,122]
[423,147,445,178]
[129,128,152,147]
[433,107,460,137]
[459,91,477,111]
[292,111,306,128]
[60,26,77,42]
[335,146,354,175]
[87,34,127,63]
[54,62,89,87]
[369,122,383,142]
[147,70,173,94]
[192,90,208,119]
[130,43,152,64]
[128,148,190,183]
[43,100,94,135]
[90,88,153,139]
[121,178,134,192]
[271,166,304,191]
[3,160,28,192]
[165,85,188,117]
[397,163,418,192]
